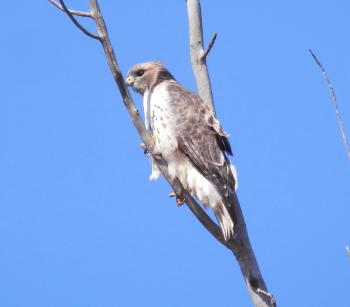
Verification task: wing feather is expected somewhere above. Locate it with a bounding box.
[166,83,236,203]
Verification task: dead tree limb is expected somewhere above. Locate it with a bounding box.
[186,1,275,306]
[185,0,216,112]
[309,49,350,160]
[48,0,92,17]
[50,1,275,306]
[56,0,100,40]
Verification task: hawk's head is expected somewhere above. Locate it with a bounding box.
[125,62,175,95]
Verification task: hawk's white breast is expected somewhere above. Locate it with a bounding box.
[148,82,178,158]
[143,82,178,180]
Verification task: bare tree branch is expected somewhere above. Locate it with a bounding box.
[309,49,350,160]
[185,1,275,306]
[50,0,101,40]
[51,1,275,306]
[200,32,217,62]
[185,0,215,112]
[48,0,92,17]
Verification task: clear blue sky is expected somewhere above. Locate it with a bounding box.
[1,1,349,306]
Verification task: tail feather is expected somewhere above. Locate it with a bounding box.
[214,202,235,241]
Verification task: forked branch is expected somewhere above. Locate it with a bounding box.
[185,0,216,112]
[49,0,92,17]
[200,32,218,62]
[51,0,101,40]
[50,1,275,306]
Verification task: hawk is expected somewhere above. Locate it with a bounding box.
[125,62,238,240]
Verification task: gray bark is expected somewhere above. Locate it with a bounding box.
[186,1,275,306]
[185,0,216,112]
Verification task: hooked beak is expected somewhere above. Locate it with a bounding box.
[125,75,134,86]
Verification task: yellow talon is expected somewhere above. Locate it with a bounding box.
[151,134,157,142]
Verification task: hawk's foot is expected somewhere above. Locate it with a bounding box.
[169,191,185,206]
[140,143,150,156]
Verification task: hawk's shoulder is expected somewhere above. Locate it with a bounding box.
[163,81,200,102]
[162,80,232,156]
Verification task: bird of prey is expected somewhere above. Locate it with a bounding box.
[125,62,237,240]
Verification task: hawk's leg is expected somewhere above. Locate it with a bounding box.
[140,134,161,155]
[140,141,162,180]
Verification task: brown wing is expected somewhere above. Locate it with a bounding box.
[166,82,236,204]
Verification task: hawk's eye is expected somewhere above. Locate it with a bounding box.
[136,70,145,77]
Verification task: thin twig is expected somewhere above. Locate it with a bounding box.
[56,0,101,40]
[200,32,217,62]
[309,49,350,160]
[49,0,92,17]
